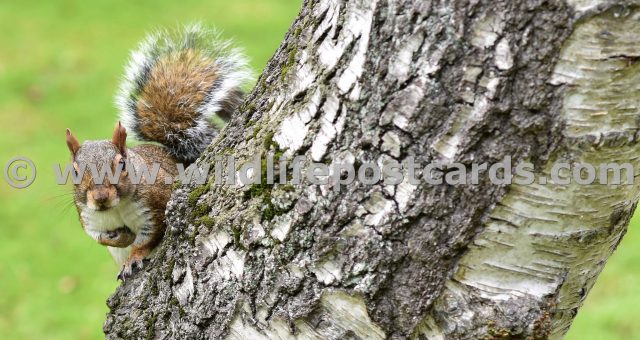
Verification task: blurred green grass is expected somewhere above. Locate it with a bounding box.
[0,1,637,339]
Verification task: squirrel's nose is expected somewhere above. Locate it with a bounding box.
[92,188,110,204]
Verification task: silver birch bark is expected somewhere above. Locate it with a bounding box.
[104,0,640,338]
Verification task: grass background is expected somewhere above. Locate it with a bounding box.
[0,1,637,339]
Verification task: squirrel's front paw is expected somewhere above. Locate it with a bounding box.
[99,227,135,248]
[117,249,150,281]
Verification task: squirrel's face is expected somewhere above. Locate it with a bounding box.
[66,122,134,211]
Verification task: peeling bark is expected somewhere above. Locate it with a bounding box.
[104,0,640,339]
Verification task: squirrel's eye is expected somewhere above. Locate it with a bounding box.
[119,159,126,172]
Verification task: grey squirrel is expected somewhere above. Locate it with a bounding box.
[65,24,251,280]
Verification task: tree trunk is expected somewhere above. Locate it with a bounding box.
[104,0,640,338]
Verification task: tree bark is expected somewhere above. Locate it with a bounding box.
[104,0,640,339]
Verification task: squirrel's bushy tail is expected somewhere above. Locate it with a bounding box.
[116,23,252,163]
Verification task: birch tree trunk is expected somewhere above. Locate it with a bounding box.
[104,0,640,338]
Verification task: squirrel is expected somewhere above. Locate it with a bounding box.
[65,24,251,280]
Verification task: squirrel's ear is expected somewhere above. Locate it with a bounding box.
[112,121,127,156]
[66,129,80,156]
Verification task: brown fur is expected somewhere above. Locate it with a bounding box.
[136,49,219,142]
[111,121,127,156]
[118,144,177,268]
[66,129,80,155]
[130,144,177,257]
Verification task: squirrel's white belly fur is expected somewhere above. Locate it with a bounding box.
[80,197,150,266]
